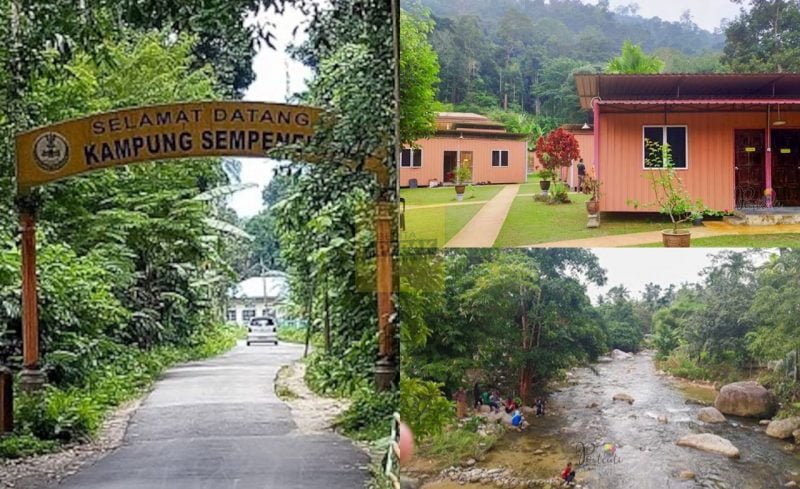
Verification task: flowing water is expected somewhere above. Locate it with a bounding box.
[422,351,800,489]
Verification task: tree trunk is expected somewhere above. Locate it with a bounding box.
[324,273,331,353]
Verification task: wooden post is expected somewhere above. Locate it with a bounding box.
[0,367,12,433]
[374,200,396,391]
[17,195,45,393]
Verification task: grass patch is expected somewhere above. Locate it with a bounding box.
[638,233,800,248]
[417,424,502,469]
[401,185,504,206]
[275,384,298,400]
[495,192,686,247]
[1,323,240,460]
[401,203,485,247]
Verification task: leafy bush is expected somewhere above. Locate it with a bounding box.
[0,434,59,459]
[305,333,375,397]
[419,426,501,468]
[399,377,453,440]
[548,181,571,204]
[336,387,398,441]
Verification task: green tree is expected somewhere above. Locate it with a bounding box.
[607,41,664,74]
[597,286,645,352]
[400,8,440,144]
[723,0,800,72]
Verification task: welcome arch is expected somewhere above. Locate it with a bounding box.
[14,101,395,392]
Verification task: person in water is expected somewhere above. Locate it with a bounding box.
[535,398,545,417]
[560,462,576,485]
[473,382,482,409]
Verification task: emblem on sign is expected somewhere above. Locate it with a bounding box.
[33,132,69,172]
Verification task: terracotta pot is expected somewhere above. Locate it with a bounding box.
[455,185,466,195]
[586,200,600,215]
[662,230,691,248]
[539,180,551,191]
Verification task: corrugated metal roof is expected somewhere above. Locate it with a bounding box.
[575,73,800,110]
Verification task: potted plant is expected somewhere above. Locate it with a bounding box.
[628,141,705,247]
[584,175,602,215]
[538,167,555,191]
[454,165,472,202]
[535,128,580,193]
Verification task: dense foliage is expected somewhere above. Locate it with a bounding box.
[400,7,440,143]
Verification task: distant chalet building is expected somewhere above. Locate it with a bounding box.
[575,73,800,212]
[400,112,528,187]
[226,276,287,325]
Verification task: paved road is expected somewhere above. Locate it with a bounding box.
[49,342,369,489]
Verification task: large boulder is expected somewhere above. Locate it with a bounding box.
[613,393,635,405]
[698,407,726,424]
[612,349,633,360]
[676,433,740,458]
[767,417,800,439]
[794,429,800,444]
[714,381,778,418]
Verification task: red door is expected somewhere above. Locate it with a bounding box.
[772,129,800,207]
[734,130,765,208]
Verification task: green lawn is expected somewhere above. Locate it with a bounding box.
[638,233,800,248]
[401,184,505,206]
[400,203,485,247]
[494,192,690,247]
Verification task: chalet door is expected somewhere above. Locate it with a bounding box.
[443,151,457,183]
[772,129,800,207]
[734,130,765,208]
[459,151,473,182]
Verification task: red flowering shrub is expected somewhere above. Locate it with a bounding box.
[534,128,581,172]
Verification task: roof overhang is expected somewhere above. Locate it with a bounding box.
[575,73,800,110]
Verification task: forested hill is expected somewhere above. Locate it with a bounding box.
[414,0,726,120]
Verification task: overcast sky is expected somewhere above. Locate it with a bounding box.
[583,248,772,303]
[228,5,312,218]
[582,0,741,32]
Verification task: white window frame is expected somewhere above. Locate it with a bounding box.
[642,125,689,170]
[226,309,237,322]
[401,148,423,168]
[242,309,256,324]
[491,149,509,167]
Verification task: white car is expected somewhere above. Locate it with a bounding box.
[246,316,279,346]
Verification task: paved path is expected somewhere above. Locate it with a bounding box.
[446,184,520,248]
[523,221,800,248]
[48,342,368,489]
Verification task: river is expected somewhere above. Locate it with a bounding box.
[421,351,800,489]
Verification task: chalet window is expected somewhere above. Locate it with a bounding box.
[491,150,509,167]
[226,309,237,322]
[643,126,688,169]
[242,309,256,323]
[401,148,423,168]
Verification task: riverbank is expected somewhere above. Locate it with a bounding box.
[409,350,800,489]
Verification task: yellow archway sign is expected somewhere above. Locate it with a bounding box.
[13,101,395,394]
[16,102,321,190]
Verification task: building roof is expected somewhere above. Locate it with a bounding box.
[575,73,800,111]
[229,276,287,301]
[432,112,527,140]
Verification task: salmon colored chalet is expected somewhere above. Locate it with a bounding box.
[400,112,528,187]
[575,73,800,213]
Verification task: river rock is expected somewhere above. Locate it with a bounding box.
[613,393,635,404]
[678,470,696,480]
[612,349,633,360]
[714,381,778,418]
[760,419,772,426]
[658,415,669,424]
[794,429,800,443]
[676,433,740,458]
[767,417,800,439]
[698,407,726,424]
[786,482,798,488]
[597,356,613,363]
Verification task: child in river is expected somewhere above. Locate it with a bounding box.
[535,398,546,417]
[560,462,576,485]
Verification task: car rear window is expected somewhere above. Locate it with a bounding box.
[251,318,275,327]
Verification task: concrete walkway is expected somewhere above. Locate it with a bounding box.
[47,342,368,489]
[523,221,800,248]
[446,184,520,248]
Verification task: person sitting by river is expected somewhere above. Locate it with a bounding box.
[560,462,576,485]
[481,390,499,413]
[489,391,503,413]
[535,398,545,417]
[504,396,518,414]
[510,409,528,431]
[473,382,482,410]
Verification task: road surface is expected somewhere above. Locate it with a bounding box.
[49,342,369,489]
